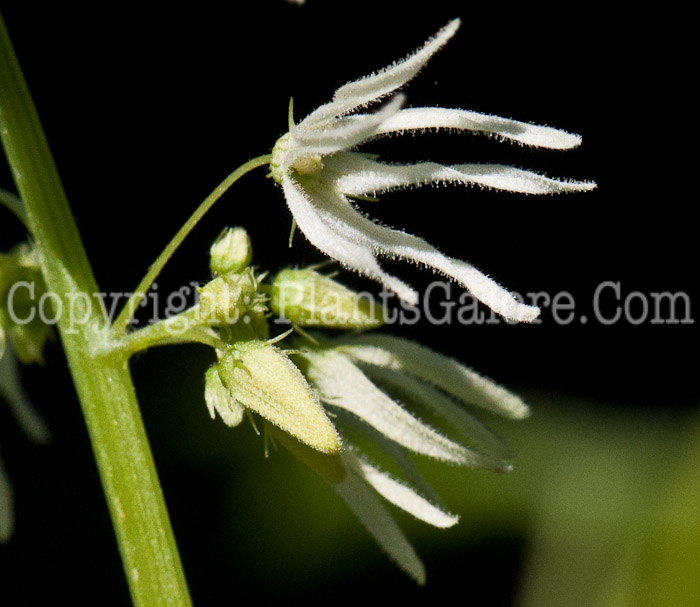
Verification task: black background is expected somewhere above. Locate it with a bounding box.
[0,3,695,605]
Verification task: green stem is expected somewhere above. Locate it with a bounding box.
[112,154,271,336]
[0,14,191,606]
[106,305,227,358]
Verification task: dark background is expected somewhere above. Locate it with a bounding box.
[0,3,695,605]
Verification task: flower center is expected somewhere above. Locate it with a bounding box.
[292,154,324,176]
[270,132,324,184]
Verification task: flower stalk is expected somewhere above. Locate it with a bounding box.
[111,153,271,336]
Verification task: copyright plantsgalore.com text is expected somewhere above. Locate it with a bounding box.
[4,279,694,334]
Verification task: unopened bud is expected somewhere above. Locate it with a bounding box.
[270,269,384,329]
[198,270,259,326]
[217,341,340,453]
[210,227,252,275]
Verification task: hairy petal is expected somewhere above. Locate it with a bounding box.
[329,406,454,507]
[374,106,584,149]
[300,19,460,127]
[298,174,538,321]
[335,334,530,419]
[365,365,514,460]
[303,350,504,468]
[333,465,426,584]
[291,95,404,153]
[283,175,419,303]
[344,451,459,528]
[330,154,596,196]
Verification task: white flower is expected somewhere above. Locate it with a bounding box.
[291,331,526,583]
[270,19,595,323]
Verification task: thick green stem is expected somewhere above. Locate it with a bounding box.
[0,14,191,606]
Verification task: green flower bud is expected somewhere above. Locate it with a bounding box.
[198,269,265,328]
[210,227,252,275]
[270,269,384,329]
[217,340,340,453]
[204,365,245,427]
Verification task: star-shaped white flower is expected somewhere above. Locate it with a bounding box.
[270,19,595,322]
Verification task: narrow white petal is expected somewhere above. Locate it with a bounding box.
[283,175,419,304]
[333,465,426,584]
[329,154,596,196]
[292,95,404,151]
[450,164,597,194]
[331,408,454,506]
[365,365,513,460]
[299,172,538,321]
[303,350,503,468]
[300,20,460,127]
[345,452,459,528]
[375,107,584,149]
[283,96,405,172]
[336,334,530,420]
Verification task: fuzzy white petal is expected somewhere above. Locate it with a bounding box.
[345,452,459,528]
[298,173,538,321]
[291,95,404,149]
[365,365,513,460]
[283,174,420,304]
[332,408,454,506]
[329,153,596,196]
[300,19,460,127]
[303,350,504,468]
[336,334,530,420]
[285,96,405,170]
[375,107,583,149]
[333,464,426,584]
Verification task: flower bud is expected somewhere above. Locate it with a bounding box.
[270,269,384,329]
[204,365,245,427]
[210,227,252,275]
[217,341,340,453]
[198,269,261,327]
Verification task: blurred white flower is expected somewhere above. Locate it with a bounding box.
[270,18,595,322]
